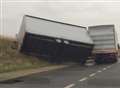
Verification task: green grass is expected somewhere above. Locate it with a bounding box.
[0,37,51,73]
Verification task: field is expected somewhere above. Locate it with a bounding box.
[0,37,51,73]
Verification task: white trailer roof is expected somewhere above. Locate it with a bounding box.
[22,15,93,44]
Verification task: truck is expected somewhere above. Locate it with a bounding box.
[17,15,94,64]
[88,25,118,64]
[118,44,120,57]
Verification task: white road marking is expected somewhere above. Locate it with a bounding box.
[64,83,75,88]
[89,73,96,77]
[79,77,88,82]
[103,68,107,71]
[97,70,102,73]
[65,66,111,88]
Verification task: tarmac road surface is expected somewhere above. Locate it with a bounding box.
[0,61,120,88]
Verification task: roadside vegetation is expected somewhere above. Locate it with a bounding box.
[0,37,51,73]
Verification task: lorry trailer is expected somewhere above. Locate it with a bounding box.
[118,44,120,57]
[17,15,94,64]
[88,25,118,64]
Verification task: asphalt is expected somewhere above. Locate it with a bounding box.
[0,62,119,88]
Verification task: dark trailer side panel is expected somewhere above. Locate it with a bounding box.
[21,33,93,63]
[18,15,94,63]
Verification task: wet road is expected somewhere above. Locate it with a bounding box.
[0,62,120,88]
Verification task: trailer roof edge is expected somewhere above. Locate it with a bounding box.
[25,15,86,29]
[88,24,115,28]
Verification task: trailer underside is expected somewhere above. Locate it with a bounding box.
[20,33,93,64]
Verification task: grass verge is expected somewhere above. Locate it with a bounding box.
[0,37,51,73]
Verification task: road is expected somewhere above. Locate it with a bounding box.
[0,62,120,88]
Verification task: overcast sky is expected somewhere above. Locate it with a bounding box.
[0,0,120,43]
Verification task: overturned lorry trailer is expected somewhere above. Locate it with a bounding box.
[17,15,94,64]
[88,25,118,64]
